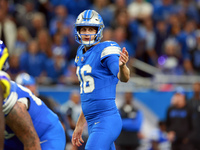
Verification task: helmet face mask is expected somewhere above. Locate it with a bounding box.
[2,59,9,71]
[74,10,105,47]
[79,33,96,46]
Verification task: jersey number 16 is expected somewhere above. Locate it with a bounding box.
[76,65,95,94]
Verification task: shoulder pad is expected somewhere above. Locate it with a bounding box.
[3,91,18,115]
[100,41,121,59]
[0,71,11,99]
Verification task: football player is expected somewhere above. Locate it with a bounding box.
[0,74,4,150]
[71,10,130,150]
[0,41,66,150]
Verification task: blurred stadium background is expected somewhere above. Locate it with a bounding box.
[1,0,200,149]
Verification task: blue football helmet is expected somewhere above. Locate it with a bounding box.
[74,10,105,47]
[0,40,9,71]
[15,73,36,86]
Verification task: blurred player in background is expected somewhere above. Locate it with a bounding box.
[0,76,4,150]
[0,40,66,150]
[71,10,130,150]
[15,72,70,146]
[0,41,40,149]
[0,41,6,149]
[15,72,59,113]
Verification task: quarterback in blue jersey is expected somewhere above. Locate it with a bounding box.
[71,10,130,150]
[0,40,66,150]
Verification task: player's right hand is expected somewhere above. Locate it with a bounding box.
[119,47,129,67]
[71,126,84,147]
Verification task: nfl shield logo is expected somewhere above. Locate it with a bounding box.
[81,57,84,62]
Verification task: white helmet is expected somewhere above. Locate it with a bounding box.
[74,10,105,47]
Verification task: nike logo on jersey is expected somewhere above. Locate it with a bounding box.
[110,43,117,46]
[40,140,48,144]
[4,131,15,139]
[94,121,100,125]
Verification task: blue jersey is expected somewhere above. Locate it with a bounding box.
[4,81,66,150]
[0,71,17,116]
[75,41,121,122]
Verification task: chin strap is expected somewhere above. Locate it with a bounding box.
[82,40,95,47]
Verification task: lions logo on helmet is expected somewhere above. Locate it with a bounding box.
[74,10,105,47]
[0,40,9,71]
